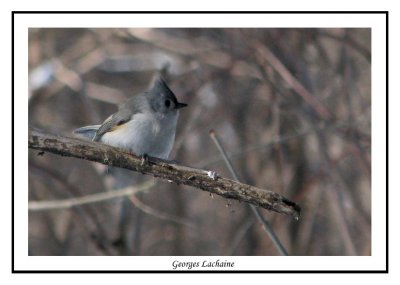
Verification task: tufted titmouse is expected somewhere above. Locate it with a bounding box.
[73,78,187,159]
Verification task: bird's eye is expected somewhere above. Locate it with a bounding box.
[164,99,171,108]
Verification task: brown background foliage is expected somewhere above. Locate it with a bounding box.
[28,28,371,256]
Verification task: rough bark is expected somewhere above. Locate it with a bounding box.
[28,128,301,219]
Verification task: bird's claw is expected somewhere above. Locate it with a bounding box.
[141,154,149,167]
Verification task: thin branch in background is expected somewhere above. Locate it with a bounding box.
[198,119,370,169]
[29,180,155,211]
[318,30,371,61]
[128,195,196,229]
[30,164,113,231]
[311,120,358,255]
[225,217,255,255]
[252,40,331,120]
[29,164,116,255]
[84,82,127,105]
[209,129,290,256]
[325,187,357,255]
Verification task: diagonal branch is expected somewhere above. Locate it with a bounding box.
[28,180,155,211]
[252,40,331,120]
[28,128,301,219]
[209,129,289,256]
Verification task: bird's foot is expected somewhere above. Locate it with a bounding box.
[141,154,149,167]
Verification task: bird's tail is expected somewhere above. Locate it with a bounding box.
[73,125,101,140]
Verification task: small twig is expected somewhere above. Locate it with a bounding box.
[318,30,371,61]
[128,195,196,229]
[209,129,290,256]
[252,40,330,120]
[225,217,255,255]
[29,180,155,211]
[198,119,369,168]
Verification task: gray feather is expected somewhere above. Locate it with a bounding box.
[93,98,143,141]
[73,125,101,140]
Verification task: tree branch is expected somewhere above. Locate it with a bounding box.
[28,180,155,210]
[28,128,301,219]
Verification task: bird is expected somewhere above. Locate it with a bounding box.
[73,77,187,160]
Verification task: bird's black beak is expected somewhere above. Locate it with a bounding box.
[176,102,188,109]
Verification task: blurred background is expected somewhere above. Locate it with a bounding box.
[28,28,371,256]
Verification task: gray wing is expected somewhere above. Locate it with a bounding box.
[93,108,132,141]
[93,95,145,141]
[73,125,101,140]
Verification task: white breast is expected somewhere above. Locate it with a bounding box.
[100,112,179,159]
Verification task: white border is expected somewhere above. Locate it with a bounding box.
[15,13,386,271]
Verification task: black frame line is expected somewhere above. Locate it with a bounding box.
[13,11,388,273]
